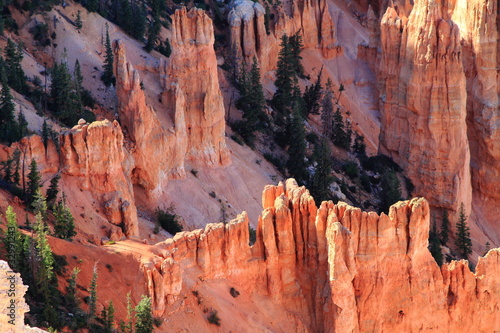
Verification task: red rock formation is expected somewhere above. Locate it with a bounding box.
[379,0,472,216]
[165,8,231,167]
[378,0,500,245]
[228,0,339,73]
[114,39,186,196]
[60,119,138,236]
[142,179,500,332]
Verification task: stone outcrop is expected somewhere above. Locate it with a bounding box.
[228,0,339,73]
[378,0,500,244]
[142,179,500,332]
[114,39,186,197]
[378,0,472,216]
[60,119,138,236]
[0,261,48,332]
[163,8,230,167]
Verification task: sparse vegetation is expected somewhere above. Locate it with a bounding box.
[207,310,221,326]
[156,206,183,235]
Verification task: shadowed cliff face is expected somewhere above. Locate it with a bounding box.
[378,0,500,243]
[142,179,500,332]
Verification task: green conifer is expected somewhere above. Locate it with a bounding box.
[135,296,154,333]
[101,24,115,87]
[454,203,472,259]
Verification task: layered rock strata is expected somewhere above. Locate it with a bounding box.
[379,0,472,215]
[162,8,231,167]
[228,0,339,72]
[378,0,500,243]
[60,119,138,236]
[143,179,500,332]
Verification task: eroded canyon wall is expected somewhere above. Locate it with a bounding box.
[378,0,500,244]
[142,179,500,332]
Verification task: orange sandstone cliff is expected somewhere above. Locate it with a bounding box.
[378,0,500,245]
[139,179,500,332]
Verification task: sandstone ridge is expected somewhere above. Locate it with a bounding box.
[143,179,500,332]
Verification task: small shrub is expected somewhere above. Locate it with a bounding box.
[156,207,183,236]
[231,135,244,146]
[229,287,240,298]
[207,310,221,326]
[105,263,113,272]
[360,173,371,193]
[153,316,163,327]
[342,161,359,179]
[248,226,256,246]
[105,240,116,245]
[263,153,285,174]
[209,191,216,198]
[362,155,401,174]
[190,169,199,177]
[29,23,50,46]
[305,132,318,145]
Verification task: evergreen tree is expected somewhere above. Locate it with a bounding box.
[119,292,134,333]
[440,210,450,245]
[380,171,401,214]
[74,59,84,96]
[285,107,308,185]
[429,221,443,266]
[135,295,153,333]
[33,212,55,282]
[352,133,366,158]
[42,120,50,147]
[12,149,20,185]
[66,267,81,311]
[454,203,472,260]
[102,301,115,333]
[88,263,98,322]
[86,0,99,12]
[331,107,351,150]
[17,111,28,139]
[27,159,41,197]
[235,57,268,142]
[289,32,305,78]
[53,198,76,240]
[0,64,17,143]
[5,38,26,93]
[483,242,491,256]
[46,174,60,206]
[31,188,47,218]
[4,206,23,272]
[272,35,295,119]
[310,138,332,204]
[1,153,13,182]
[101,24,115,87]
[145,16,161,52]
[303,68,322,116]
[75,10,83,31]
[321,79,334,138]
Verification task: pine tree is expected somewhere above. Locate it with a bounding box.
[440,210,450,245]
[17,111,28,139]
[145,17,161,52]
[75,10,83,31]
[352,133,366,158]
[310,138,332,204]
[46,174,60,206]
[86,0,99,12]
[454,203,472,259]
[321,79,334,138]
[88,263,98,322]
[12,149,20,185]
[303,68,323,116]
[33,212,55,282]
[5,38,26,93]
[1,154,13,182]
[102,301,115,333]
[4,206,23,272]
[53,198,76,240]
[289,32,305,78]
[380,171,401,214]
[42,120,50,147]
[429,221,443,266]
[285,107,308,185]
[101,24,115,87]
[135,295,153,333]
[0,64,17,143]
[272,34,295,118]
[31,188,48,218]
[66,267,81,311]
[27,159,41,197]
[119,292,134,333]
[331,107,351,150]
[483,242,491,256]
[74,60,84,96]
